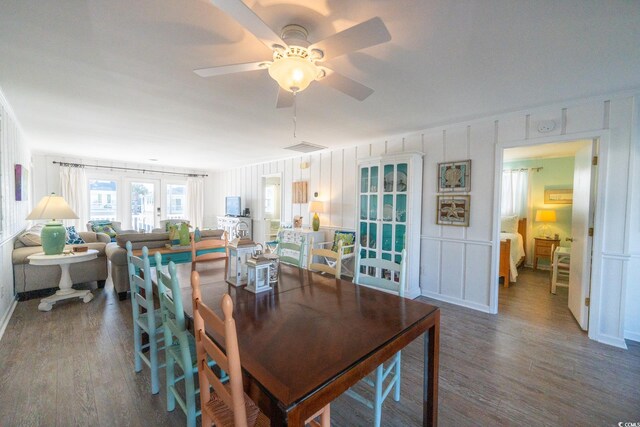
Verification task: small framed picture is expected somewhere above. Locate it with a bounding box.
[437,195,470,226]
[437,160,471,192]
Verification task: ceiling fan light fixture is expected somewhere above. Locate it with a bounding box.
[268,48,320,93]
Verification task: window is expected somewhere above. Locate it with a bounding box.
[89,179,118,221]
[166,184,186,219]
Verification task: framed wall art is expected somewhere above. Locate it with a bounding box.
[437,160,471,192]
[544,188,572,204]
[436,195,470,226]
[15,164,28,201]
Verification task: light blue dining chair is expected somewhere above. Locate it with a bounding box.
[276,236,306,267]
[347,249,407,427]
[155,253,228,427]
[126,242,165,394]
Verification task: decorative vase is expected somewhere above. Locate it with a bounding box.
[194,227,201,242]
[312,213,320,231]
[41,222,66,255]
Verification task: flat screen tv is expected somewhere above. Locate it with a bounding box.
[225,196,241,217]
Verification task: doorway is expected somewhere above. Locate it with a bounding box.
[496,138,598,331]
[261,173,283,243]
[126,178,160,232]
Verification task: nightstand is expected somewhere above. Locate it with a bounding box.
[533,237,561,270]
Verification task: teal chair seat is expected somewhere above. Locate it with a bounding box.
[346,249,407,427]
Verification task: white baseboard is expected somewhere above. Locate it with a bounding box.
[0,299,18,343]
[420,291,492,313]
[594,332,628,349]
[624,330,640,343]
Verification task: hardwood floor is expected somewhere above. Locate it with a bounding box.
[0,266,638,426]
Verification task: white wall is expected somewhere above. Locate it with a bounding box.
[205,93,640,347]
[0,91,31,335]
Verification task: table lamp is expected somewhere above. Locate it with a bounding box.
[309,200,325,232]
[26,193,79,255]
[535,209,556,238]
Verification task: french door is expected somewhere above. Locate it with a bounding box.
[125,179,160,232]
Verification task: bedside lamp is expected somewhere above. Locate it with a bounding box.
[26,193,78,255]
[535,209,556,238]
[309,200,325,232]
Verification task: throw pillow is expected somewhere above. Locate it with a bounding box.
[65,226,86,245]
[332,231,356,254]
[18,224,44,246]
[500,215,519,234]
[91,221,117,240]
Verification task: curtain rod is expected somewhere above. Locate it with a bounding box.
[504,167,543,172]
[53,161,208,178]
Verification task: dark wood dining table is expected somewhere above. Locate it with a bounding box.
[170,263,440,426]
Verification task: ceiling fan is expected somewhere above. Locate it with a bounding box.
[194,0,392,108]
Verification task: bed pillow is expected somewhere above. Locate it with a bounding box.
[501,215,519,234]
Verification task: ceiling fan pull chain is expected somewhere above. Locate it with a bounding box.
[293,90,297,139]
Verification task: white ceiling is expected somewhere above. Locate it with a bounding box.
[1,0,639,170]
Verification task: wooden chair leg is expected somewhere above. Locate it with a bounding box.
[185,369,197,427]
[133,323,142,373]
[150,333,160,394]
[166,351,176,411]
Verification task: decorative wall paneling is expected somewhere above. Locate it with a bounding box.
[0,93,31,336]
[204,93,640,347]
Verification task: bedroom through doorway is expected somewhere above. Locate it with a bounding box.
[497,139,597,331]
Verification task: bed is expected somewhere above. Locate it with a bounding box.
[499,218,526,287]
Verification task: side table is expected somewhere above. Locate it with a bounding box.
[533,237,561,270]
[28,249,99,311]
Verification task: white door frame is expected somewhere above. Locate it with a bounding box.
[260,172,284,241]
[491,130,611,343]
[124,177,161,231]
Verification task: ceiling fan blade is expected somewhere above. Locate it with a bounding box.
[209,0,285,50]
[194,61,266,77]
[310,17,391,61]
[318,69,374,101]
[276,87,294,108]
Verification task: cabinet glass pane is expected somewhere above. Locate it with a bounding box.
[360,222,367,248]
[360,168,369,193]
[397,163,408,192]
[383,164,394,192]
[360,195,368,220]
[396,194,407,222]
[382,252,391,261]
[368,250,376,258]
[382,224,392,251]
[369,223,377,249]
[395,224,406,252]
[395,254,402,264]
[370,167,378,192]
[382,194,393,221]
[369,195,378,220]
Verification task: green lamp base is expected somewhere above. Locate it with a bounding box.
[41,222,67,255]
[312,213,320,232]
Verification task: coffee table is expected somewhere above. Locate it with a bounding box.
[28,249,99,311]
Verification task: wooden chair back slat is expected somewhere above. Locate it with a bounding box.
[197,299,225,338]
[200,331,231,374]
[191,231,228,272]
[134,292,148,310]
[308,237,342,278]
[354,249,407,297]
[277,237,306,267]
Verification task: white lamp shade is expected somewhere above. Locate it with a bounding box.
[535,209,557,223]
[309,200,325,213]
[27,194,78,220]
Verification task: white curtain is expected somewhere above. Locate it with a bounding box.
[59,166,88,229]
[186,177,204,229]
[501,169,529,217]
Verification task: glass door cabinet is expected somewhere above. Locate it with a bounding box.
[357,152,423,297]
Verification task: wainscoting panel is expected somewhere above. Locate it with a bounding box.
[440,241,465,299]
[464,243,492,307]
[421,239,440,294]
[599,256,625,338]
